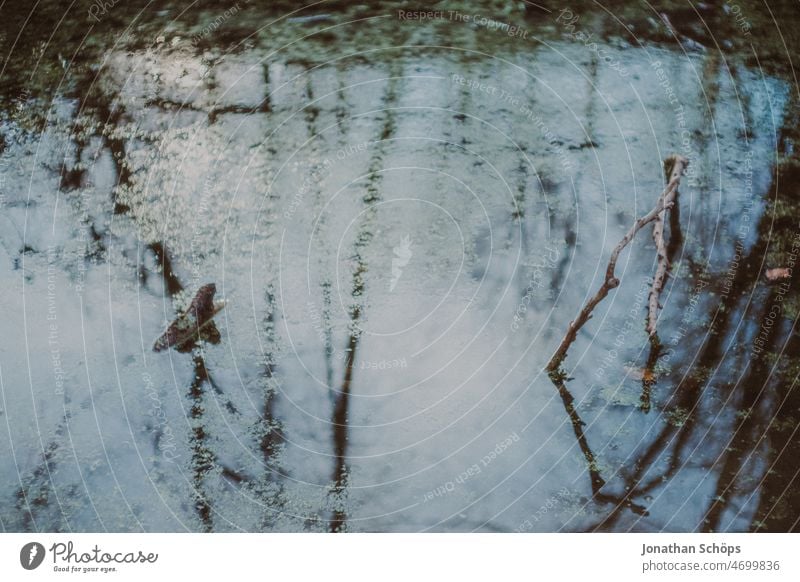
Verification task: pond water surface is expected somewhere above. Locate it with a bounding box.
[1,0,799,532]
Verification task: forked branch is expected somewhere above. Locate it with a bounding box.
[546,155,688,376]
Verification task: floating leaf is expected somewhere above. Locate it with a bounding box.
[153,283,226,352]
[766,267,791,281]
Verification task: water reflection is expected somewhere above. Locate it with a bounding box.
[0,1,798,533]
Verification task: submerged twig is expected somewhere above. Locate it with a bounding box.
[542,155,687,523]
[640,339,661,413]
[546,155,688,376]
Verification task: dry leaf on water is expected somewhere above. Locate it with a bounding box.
[765,267,791,281]
[153,283,226,352]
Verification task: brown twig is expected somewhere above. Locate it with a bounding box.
[546,155,688,376]
[647,156,688,336]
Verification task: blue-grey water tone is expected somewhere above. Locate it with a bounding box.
[1,0,798,532]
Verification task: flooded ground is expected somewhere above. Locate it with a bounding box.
[1,0,799,532]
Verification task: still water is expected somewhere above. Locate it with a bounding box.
[0,1,798,532]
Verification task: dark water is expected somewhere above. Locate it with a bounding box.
[0,0,799,532]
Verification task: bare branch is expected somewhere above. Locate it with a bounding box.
[647,155,689,336]
[546,155,688,376]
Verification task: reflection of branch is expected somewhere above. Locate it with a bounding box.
[647,156,688,337]
[593,221,761,531]
[546,155,688,376]
[188,354,215,532]
[703,286,781,532]
[552,375,650,519]
[329,258,366,534]
[553,379,605,494]
[667,188,684,261]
